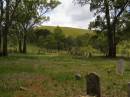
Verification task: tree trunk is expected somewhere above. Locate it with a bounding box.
[17,31,23,53]
[108,30,116,57]
[22,32,27,53]
[0,26,2,56]
[0,0,3,56]
[18,39,22,53]
[104,0,116,58]
[3,28,8,56]
[112,22,117,57]
[3,0,10,56]
[104,0,128,58]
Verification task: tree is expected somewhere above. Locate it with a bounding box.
[74,0,130,57]
[91,31,108,55]
[64,36,77,51]
[1,0,21,56]
[34,29,51,40]
[53,26,65,50]
[0,0,60,55]
[0,0,3,55]
[13,0,60,53]
[33,29,51,48]
[0,0,23,56]
[43,34,57,49]
[115,12,130,43]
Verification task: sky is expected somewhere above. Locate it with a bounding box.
[43,0,94,29]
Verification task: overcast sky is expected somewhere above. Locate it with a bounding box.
[43,0,94,29]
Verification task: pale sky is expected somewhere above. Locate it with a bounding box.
[43,0,94,29]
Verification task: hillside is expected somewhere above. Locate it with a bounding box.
[37,26,93,37]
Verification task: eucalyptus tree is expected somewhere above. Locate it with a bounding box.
[13,0,60,53]
[115,12,130,43]
[74,0,130,57]
[0,0,21,56]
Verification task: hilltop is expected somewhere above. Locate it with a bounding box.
[37,26,93,37]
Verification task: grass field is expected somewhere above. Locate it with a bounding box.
[0,53,130,97]
[37,26,93,37]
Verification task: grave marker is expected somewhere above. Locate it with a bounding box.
[116,59,125,75]
[86,73,101,97]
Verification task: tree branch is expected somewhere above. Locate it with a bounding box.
[113,0,129,26]
[9,0,21,25]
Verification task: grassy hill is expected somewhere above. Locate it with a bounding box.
[37,26,93,37]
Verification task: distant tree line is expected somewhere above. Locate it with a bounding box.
[32,26,100,56]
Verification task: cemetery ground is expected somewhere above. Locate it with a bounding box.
[0,53,130,97]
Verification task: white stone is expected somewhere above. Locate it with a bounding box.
[116,59,125,75]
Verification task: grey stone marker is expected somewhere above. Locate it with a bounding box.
[86,73,101,97]
[116,59,125,75]
[128,82,130,97]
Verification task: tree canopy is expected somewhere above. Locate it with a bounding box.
[0,0,60,56]
[74,0,130,57]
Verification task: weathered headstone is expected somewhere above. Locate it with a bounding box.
[128,82,130,97]
[116,59,125,75]
[20,86,29,91]
[86,73,101,97]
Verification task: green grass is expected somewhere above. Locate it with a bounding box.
[37,26,94,37]
[0,54,130,97]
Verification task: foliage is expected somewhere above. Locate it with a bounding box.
[74,0,130,57]
[64,36,77,50]
[34,26,66,50]
[43,34,58,49]
[7,0,60,53]
[90,31,108,55]
[53,26,66,50]
[32,26,99,55]
[33,28,51,43]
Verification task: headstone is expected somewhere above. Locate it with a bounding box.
[86,73,101,97]
[75,73,82,80]
[116,59,125,75]
[128,82,130,97]
[20,86,29,91]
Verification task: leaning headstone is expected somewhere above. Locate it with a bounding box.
[86,73,101,97]
[128,82,130,97]
[116,59,125,75]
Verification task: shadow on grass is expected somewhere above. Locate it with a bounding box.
[0,53,130,62]
[0,53,40,60]
[72,55,130,61]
